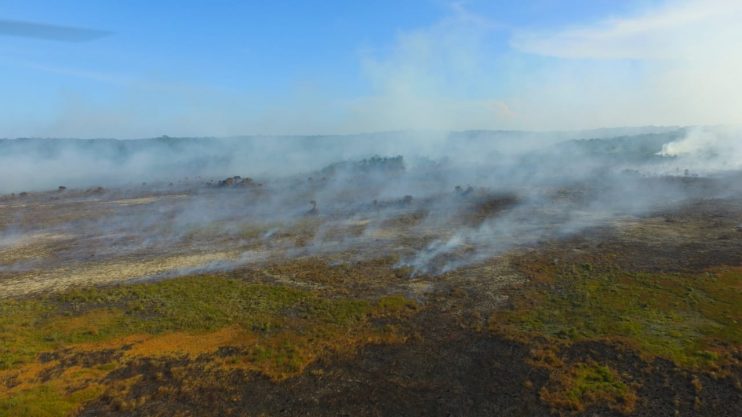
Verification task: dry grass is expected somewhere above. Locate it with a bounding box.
[540,361,637,414]
[491,255,742,369]
[0,273,417,415]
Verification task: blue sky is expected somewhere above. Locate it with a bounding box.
[1,0,740,137]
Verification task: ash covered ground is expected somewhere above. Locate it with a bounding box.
[1,129,741,416]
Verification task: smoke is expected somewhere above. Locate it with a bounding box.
[658,130,722,158]
[3,2,742,283]
[3,126,741,284]
[655,127,742,174]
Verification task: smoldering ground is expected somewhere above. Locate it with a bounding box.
[1,126,742,295]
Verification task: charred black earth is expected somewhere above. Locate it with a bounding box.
[1,132,741,416]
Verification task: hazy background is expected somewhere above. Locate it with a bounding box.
[2,0,742,138]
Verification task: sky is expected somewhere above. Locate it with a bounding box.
[1,0,741,138]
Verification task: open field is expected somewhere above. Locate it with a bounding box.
[5,0,742,414]
[1,167,741,416]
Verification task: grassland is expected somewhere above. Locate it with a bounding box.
[539,361,637,414]
[488,252,742,414]
[0,274,416,417]
[492,256,742,368]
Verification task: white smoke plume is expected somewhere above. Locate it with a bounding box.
[3,126,741,279]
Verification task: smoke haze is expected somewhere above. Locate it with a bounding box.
[2,126,741,280]
[3,1,742,284]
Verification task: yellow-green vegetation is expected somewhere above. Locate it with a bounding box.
[0,274,416,417]
[540,361,636,414]
[492,259,742,368]
[0,384,103,417]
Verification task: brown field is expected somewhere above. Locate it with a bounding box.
[1,180,741,417]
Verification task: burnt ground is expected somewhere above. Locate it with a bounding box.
[563,198,742,274]
[79,311,741,417]
[83,197,742,417]
[2,180,742,416]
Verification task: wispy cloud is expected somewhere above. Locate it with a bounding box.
[18,61,133,85]
[500,0,742,129]
[336,6,514,132]
[6,1,742,137]
[511,0,742,60]
[0,19,111,42]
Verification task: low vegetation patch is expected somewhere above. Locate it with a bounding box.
[540,361,637,414]
[0,274,416,416]
[492,256,742,368]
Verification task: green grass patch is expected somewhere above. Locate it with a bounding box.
[567,363,630,404]
[1,275,384,368]
[494,261,742,368]
[1,273,417,415]
[540,361,636,413]
[0,384,102,417]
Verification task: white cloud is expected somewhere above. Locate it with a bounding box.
[336,0,742,132]
[337,8,511,132]
[9,1,742,137]
[503,0,742,129]
[512,0,742,60]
